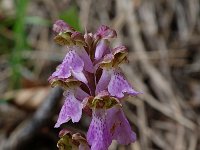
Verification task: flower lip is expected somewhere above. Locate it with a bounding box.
[48,49,88,85]
[107,106,137,144]
[108,69,141,98]
[54,89,84,128]
[87,108,112,150]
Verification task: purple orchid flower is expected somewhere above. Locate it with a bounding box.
[49,21,141,150]
[96,68,140,98]
[86,91,135,149]
[48,46,94,84]
[87,109,112,150]
[55,87,89,128]
[87,106,137,150]
[48,49,86,84]
[107,106,137,145]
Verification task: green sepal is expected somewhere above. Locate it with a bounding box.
[50,78,81,90]
[54,32,74,46]
[87,92,121,109]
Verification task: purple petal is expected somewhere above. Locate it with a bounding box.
[95,25,117,39]
[72,70,88,84]
[108,69,140,98]
[55,90,83,128]
[75,87,90,101]
[53,20,74,34]
[95,69,112,95]
[49,63,70,81]
[73,46,94,73]
[64,50,84,72]
[95,40,110,60]
[49,50,81,79]
[107,106,136,145]
[87,109,112,150]
[49,49,88,84]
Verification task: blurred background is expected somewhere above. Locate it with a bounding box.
[0,0,200,149]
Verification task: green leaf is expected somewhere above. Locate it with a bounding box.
[10,0,29,88]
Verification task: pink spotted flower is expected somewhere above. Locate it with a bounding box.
[49,20,141,150]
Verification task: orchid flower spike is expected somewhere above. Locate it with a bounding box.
[49,20,141,150]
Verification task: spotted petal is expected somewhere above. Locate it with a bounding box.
[108,69,140,98]
[107,106,136,145]
[55,90,83,128]
[49,50,88,84]
[87,109,112,150]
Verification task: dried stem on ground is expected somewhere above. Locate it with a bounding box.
[1,87,62,150]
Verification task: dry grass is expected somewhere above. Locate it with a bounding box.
[0,0,200,149]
